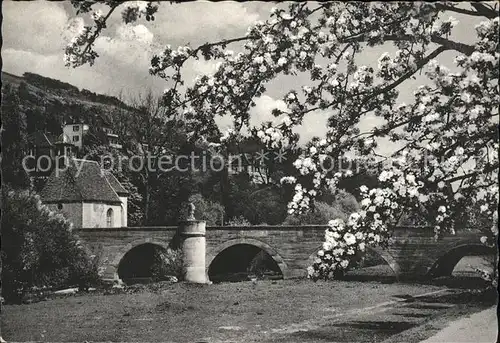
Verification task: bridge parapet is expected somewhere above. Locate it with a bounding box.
[75,223,490,282]
[206,225,329,231]
[77,226,178,232]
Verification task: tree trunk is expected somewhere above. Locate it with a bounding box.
[220,166,230,225]
[143,173,150,225]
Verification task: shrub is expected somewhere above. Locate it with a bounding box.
[330,190,360,216]
[227,215,252,226]
[247,250,282,278]
[179,194,225,225]
[1,187,100,303]
[476,212,499,289]
[230,186,288,225]
[150,248,183,281]
[23,72,80,93]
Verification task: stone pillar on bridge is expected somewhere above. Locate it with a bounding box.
[178,203,207,283]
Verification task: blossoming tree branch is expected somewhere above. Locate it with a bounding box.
[65,1,499,280]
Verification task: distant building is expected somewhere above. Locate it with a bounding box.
[26,132,76,176]
[62,123,89,150]
[102,127,122,149]
[27,122,124,175]
[39,158,128,228]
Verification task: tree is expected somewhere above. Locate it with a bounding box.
[233,185,287,225]
[200,136,300,225]
[81,91,193,225]
[117,90,189,224]
[180,193,225,226]
[1,85,30,189]
[65,2,499,280]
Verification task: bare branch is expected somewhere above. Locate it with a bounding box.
[470,2,499,19]
[430,36,475,56]
[344,34,475,56]
[435,3,497,18]
[71,4,120,66]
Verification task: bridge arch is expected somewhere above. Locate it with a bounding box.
[427,241,496,278]
[111,238,172,281]
[307,245,401,276]
[366,246,401,276]
[207,238,288,279]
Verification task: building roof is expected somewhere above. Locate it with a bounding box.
[40,159,126,204]
[103,170,129,196]
[28,132,74,147]
[27,132,54,148]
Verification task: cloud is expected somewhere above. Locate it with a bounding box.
[250,95,331,145]
[2,1,266,100]
[358,114,385,132]
[116,24,154,44]
[213,95,286,134]
[214,95,330,145]
[2,48,107,91]
[294,111,330,144]
[62,17,85,42]
[147,2,261,45]
[249,95,288,127]
[189,60,219,79]
[2,47,166,97]
[2,1,69,54]
[93,35,153,69]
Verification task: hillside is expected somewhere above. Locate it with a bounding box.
[1,71,136,135]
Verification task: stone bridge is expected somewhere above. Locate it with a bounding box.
[76,223,493,282]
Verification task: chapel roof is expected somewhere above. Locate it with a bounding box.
[39,158,125,204]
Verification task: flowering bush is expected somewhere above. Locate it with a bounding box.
[66,2,498,279]
[1,187,100,303]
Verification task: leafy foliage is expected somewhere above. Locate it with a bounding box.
[23,72,80,94]
[226,181,288,225]
[151,248,183,281]
[1,187,100,303]
[227,215,252,226]
[180,193,225,225]
[1,85,30,189]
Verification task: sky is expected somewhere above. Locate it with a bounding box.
[1,1,486,148]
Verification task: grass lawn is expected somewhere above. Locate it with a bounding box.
[2,278,494,343]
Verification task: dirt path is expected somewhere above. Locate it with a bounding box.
[249,289,494,343]
[419,306,498,343]
[266,289,450,336]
